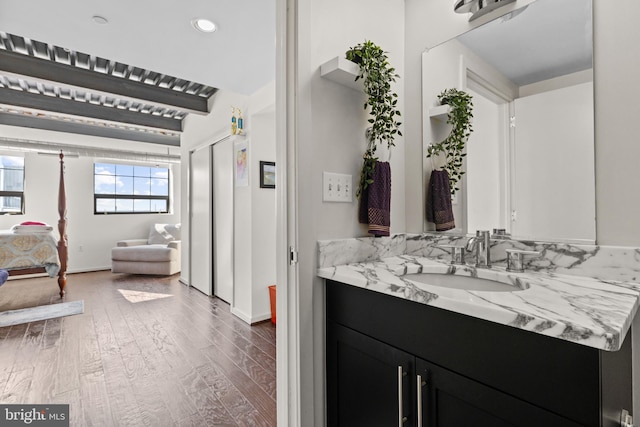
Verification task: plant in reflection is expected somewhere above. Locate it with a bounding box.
[346,41,402,198]
[427,88,474,195]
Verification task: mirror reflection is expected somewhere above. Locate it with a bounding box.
[422,0,595,243]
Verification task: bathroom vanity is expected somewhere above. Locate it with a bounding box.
[326,280,630,426]
[318,235,639,427]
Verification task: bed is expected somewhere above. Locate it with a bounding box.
[1,152,68,297]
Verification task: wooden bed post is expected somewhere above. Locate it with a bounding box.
[57,151,68,297]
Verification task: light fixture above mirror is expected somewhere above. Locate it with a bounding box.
[455,0,517,21]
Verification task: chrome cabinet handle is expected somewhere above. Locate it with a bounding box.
[417,374,426,426]
[397,366,407,426]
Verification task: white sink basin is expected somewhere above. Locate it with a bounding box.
[405,272,526,292]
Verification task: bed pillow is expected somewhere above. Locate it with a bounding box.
[147,223,181,245]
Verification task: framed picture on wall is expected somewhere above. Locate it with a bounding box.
[259,161,275,189]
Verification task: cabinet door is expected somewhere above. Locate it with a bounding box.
[327,321,415,427]
[417,359,583,427]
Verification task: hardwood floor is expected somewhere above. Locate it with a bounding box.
[0,270,277,426]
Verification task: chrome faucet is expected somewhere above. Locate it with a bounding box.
[466,230,491,268]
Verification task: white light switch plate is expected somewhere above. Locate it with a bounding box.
[323,172,352,202]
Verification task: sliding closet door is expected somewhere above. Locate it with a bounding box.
[189,145,212,296]
[212,138,234,303]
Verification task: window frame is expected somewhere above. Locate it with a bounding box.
[93,162,171,215]
[0,155,26,215]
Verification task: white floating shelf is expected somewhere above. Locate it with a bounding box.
[428,104,452,121]
[320,56,361,92]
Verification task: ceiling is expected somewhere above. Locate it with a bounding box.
[0,0,276,146]
[457,0,592,86]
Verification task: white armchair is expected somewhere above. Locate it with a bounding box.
[111,223,181,276]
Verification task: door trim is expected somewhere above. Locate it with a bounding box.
[276,0,299,424]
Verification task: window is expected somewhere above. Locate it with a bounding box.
[94,162,170,214]
[0,155,25,214]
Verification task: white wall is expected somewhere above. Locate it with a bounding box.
[231,90,277,324]
[593,1,640,245]
[0,126,181,273]
[293,0,406,424]
[592,0,640,418]
[246,83,277,323]
[181,81,276,323]
[512,82,595,243]
[250,111,277,322]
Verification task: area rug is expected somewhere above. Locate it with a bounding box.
[0,300,84,327]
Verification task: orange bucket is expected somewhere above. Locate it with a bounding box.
[268,285,276,324]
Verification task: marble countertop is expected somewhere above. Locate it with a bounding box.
[318,255,640,351]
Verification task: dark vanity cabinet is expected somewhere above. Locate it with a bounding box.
[326,280,633,427]
[327,323,416,426]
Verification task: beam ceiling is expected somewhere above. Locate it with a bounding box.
[0,111,180,146]
[0,50,210,115]
[0,32,218,146]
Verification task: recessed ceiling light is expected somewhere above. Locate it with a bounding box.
[92,15,108,25]
[192,18,216,33]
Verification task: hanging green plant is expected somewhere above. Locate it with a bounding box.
[426,88,473,195]
[345,40,402,198]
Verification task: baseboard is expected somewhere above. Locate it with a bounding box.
[251,312,272,324]
[231,307,251,324]
[179,277,189,286]
[68,266,111,274]
[7,266,111,280]
[230,307,273,325]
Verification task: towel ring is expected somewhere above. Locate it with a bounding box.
[427,144,437,171]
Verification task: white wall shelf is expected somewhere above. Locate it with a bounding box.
[428,104,451,121]
[320,56,361,92]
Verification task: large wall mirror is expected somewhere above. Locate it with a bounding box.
[422,0,595,243]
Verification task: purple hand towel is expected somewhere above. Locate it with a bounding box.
[359,161,391,236]
[426,169,455,231]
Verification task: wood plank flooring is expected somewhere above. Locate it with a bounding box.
[0,271,277,426]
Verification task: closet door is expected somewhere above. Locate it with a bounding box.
[212,138,234,303]
[189,145,212,296]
